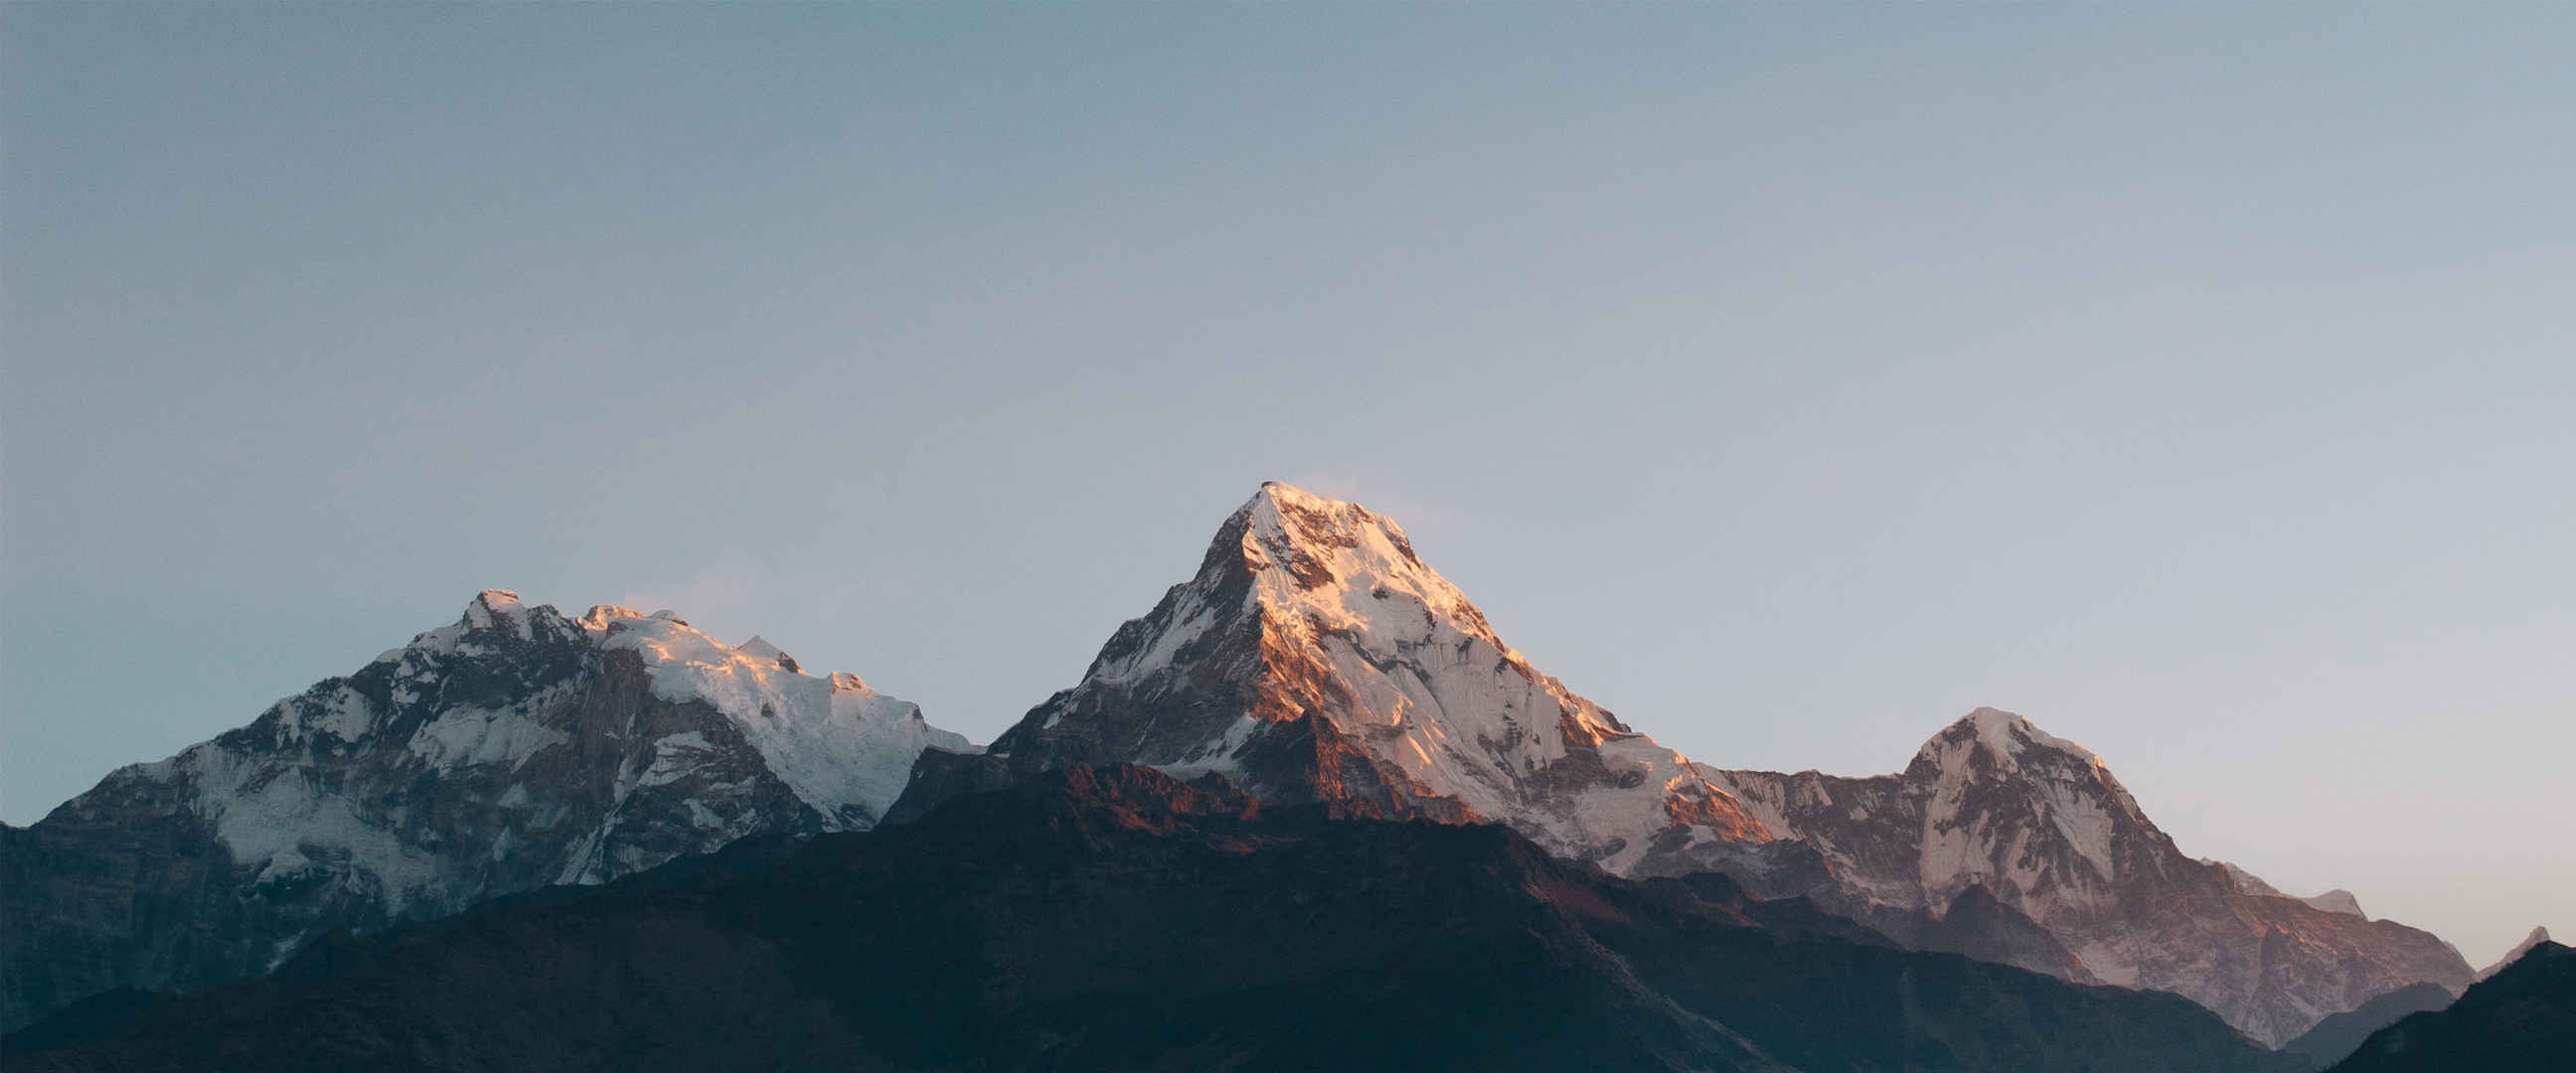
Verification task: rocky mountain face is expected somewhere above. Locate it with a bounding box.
[897,482,1795,884]
[1703,709,2477,1046]
[0,591,969,1032]
[894,484,2475,1047]
[2327,940,2573,1072]
[2,765,2304,1073]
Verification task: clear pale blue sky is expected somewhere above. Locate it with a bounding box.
[4,3,2568,965]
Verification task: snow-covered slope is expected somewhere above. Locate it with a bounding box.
[1705,710,2475,1046]
[900,483,1785,880]
[0,591,968,1031]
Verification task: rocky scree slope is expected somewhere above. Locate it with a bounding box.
[0,591,968,1031]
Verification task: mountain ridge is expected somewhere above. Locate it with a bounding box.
[898,483,2477,1046]
[901,483,1789,886]
[0,591,969,1031]
[4,764,2304,1073]
[1706,708,2474,1045]
[2327,940,2574,1071]
[2478,925,2553,981]
[0,484,2496,1050]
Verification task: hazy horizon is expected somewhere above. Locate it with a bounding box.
[5,2,2568,967]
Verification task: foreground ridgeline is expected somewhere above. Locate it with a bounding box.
[2477,925,2553,981]
[2326,939,2574,1072]
[0,485,2508,1057]
[0,594,969,1031]
[3,766,2306,1072]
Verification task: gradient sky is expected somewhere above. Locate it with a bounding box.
[4,3,2568,966]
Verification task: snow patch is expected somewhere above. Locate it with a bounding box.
[594,609,977,826]
[640,731,718,788]
[404,688,575,771]
[683,798,724,830]
[1159,715,1261,778]
[189,745,445,915]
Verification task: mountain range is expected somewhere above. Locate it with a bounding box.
[2,483,2549,1065]
[0,595,966,1031]
[892,483,2475,1045]
[3,765,2306,1072]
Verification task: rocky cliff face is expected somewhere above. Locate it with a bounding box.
[1704,709,2476,1046]
[0,591,968,1031]
[899,482,1796,884]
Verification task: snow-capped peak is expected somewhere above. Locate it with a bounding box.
[571,604,974,825]
[578,604,644,629]
[1914,707,2110,776]
[375,593,968,830]
[734,635,799,671]
[463,589,533,638]
[1718,716,2478,1045]
[1229,483,1576,710]
[10,587,984,1027]
[982,484,1769,878]
[1082,482,1496,688]
[1240,483,1446,609]
[1898,708,2151,917]
[381,590,569,662]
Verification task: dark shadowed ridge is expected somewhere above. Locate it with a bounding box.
[6,765,2300,1073]
[2327,941,2575,1072]
[2279,982,2452,1068]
